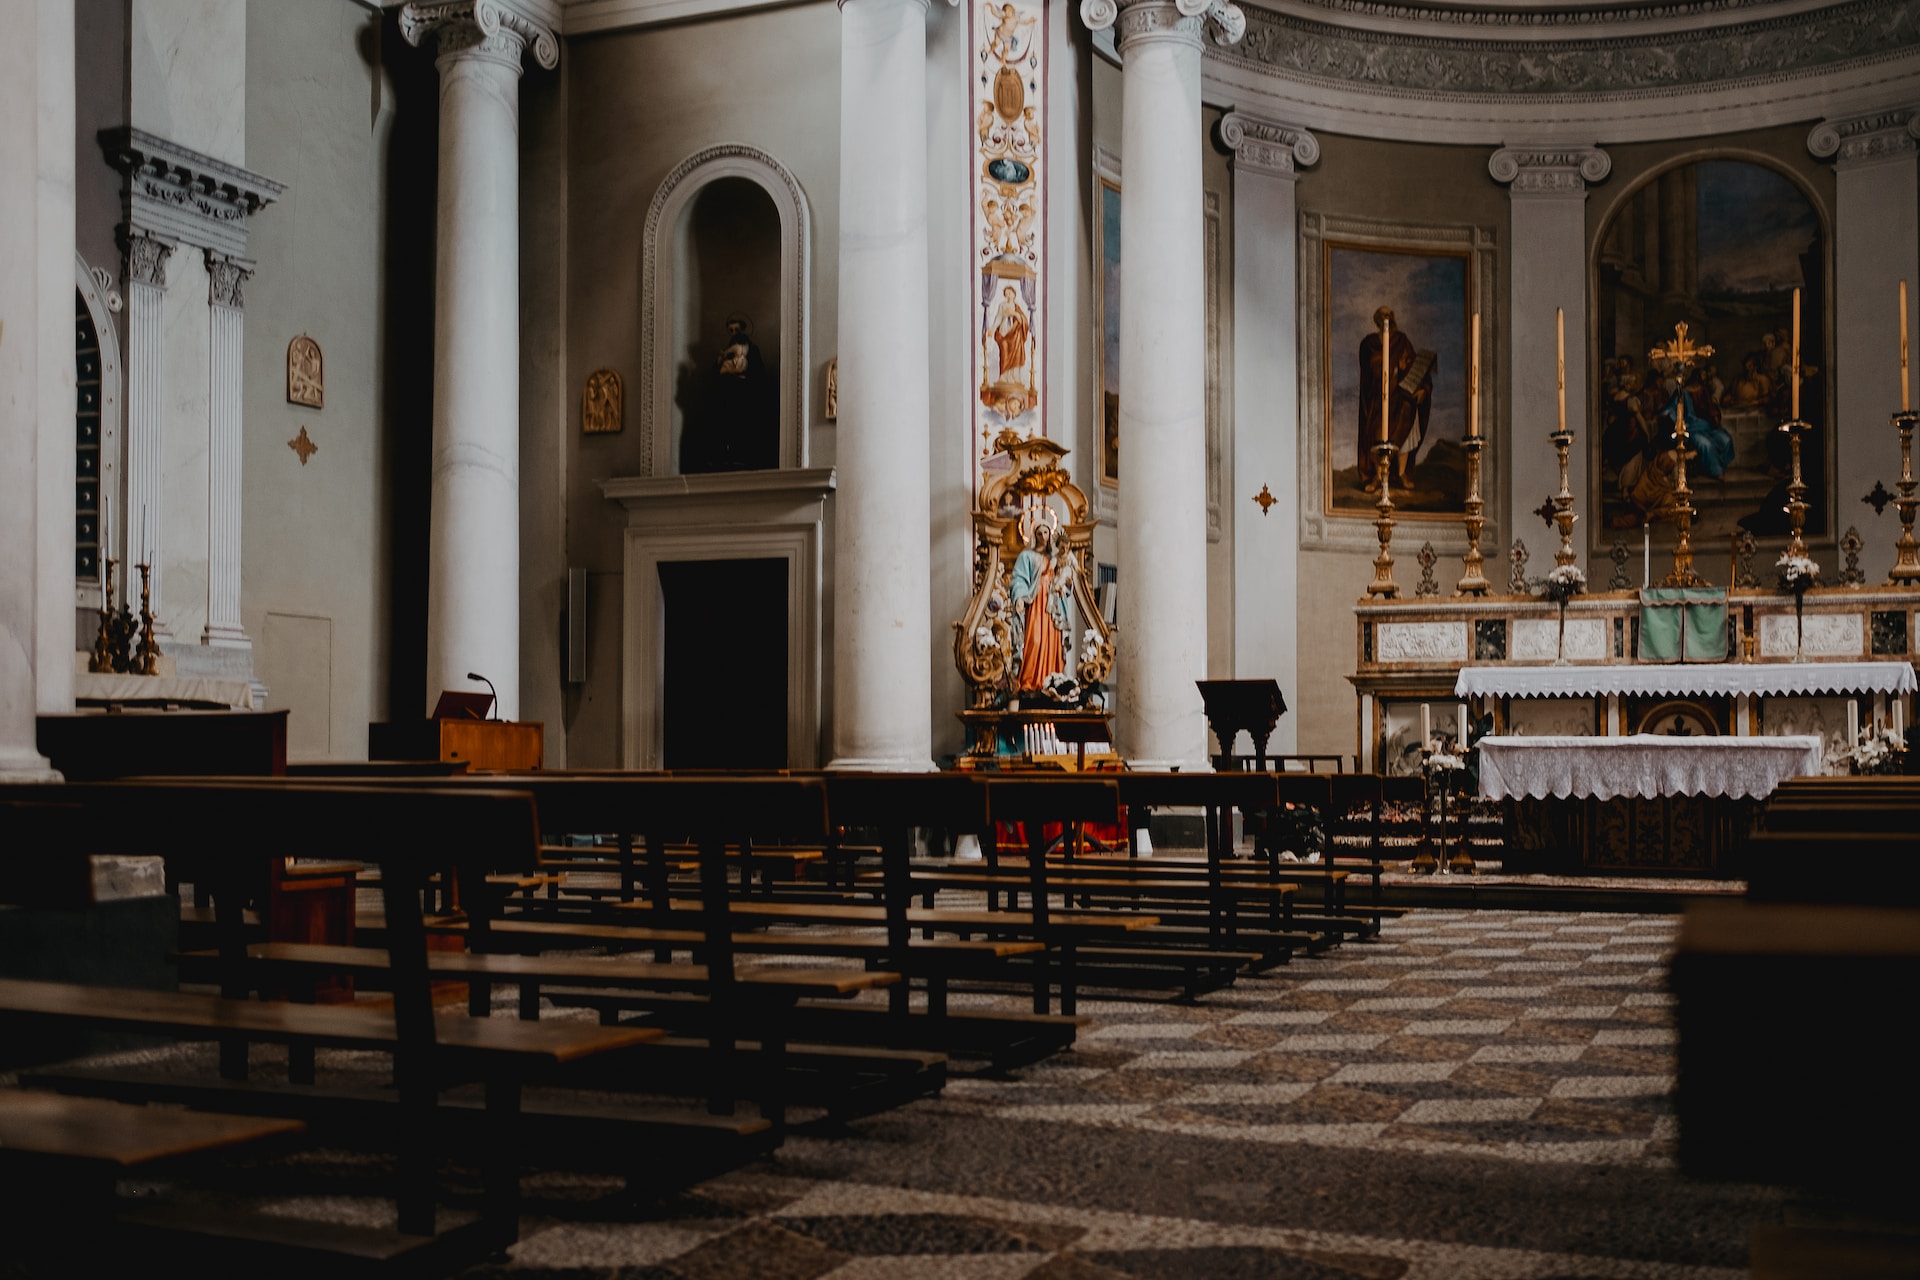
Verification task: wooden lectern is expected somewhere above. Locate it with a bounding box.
[368,694,543,771]
[1196,679,1288,771]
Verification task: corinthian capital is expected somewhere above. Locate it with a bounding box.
[1488,145,1611,195]
[205,251,255,310]
[1081,0,1244,51]
[1807,108,1919,169]
[400,0,560,70]
[1217,113,1317,177]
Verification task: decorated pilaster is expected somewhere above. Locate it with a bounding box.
[1083,0,1244,771]
[203,251,253,648]
[402,0,560,722]
[1219,112,1314,754]
[1810,109,1920,586]
[828,0,936,770]
[1489,146,1608,578]
[122,230,173,631]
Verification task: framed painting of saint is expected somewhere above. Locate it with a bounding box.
[1322,241,1471,518]
[1592,159,1826,546]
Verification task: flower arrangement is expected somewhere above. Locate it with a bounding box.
[1776,552,1820,595]
[1848,726,1907,776]
[1041,671,1081,704]
[1538,563,1587,604]
[1425,751,1466,772]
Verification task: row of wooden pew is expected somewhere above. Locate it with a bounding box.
[0,768,1405,1274]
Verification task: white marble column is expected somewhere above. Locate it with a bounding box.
[827,0,934,771]
[1,0,72,780]
[1490,146,1609,574]
[203,251,251,648]
[1810,109,1920,585]
[123,230,173,632]
[33,0,74,717]
[1082,0,1243,771]
[1219,112,1313,754]
[403,1,559,722]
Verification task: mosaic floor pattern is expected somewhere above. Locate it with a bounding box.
[465,909,1785,1280]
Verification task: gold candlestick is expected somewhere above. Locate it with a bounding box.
[134,562,161,676]
[1781,416,1811,559]
[88,558,117,673]
[1890,410,1920,584]
[1456,435,1490,596]
[1368,439,1400,597]
[1551,428,1578,569]
[1650,322,1713,588]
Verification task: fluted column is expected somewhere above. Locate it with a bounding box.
[1219,113,1313,754]
[403,1,559,721]
[1490,145,1609,578]
[1810,109,1920,585]
[1082,0,1243,771]
[123,232,172,629]
[204,251,252,648]
[828,0,934,771]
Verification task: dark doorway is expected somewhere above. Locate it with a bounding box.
[659,557,788,769]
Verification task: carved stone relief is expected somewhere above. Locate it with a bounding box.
[1510,617,1607,662]
[1757,610,1865,658]
[287,336,323,409]
[582,368,623,434]
[1374,620,1468,662]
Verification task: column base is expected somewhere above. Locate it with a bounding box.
[0,747,62,784]
[202,624,253,651]
[826,756,938,773]
[1123,755,1215,774]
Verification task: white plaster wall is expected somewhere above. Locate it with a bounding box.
[562,2,843,766]
[241,0,391,757]
[131,0,247,165]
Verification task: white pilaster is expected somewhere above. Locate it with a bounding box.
[123,232,172,632]
[1490,146,1609,576]
[1219,111,1313,753]
[1083,0,1244,771]
[34,0,74,717]
[203,251,251,648]
[1810,109,1920,586]
[403,1,560,722]
[828,0,935,771]
[1,0,71,780]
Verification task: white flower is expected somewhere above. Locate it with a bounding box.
[1547,564,1586,588]
[974,626,999,650]
[1427,752,1466,771]
[1776,552,1820,592]
[1083,627,1103,653]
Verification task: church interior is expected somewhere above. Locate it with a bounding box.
[3,0,1918,1274]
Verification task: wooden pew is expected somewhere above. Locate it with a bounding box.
[0,782,671,1263]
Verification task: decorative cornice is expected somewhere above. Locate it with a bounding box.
[99,127,285,261]
[400,0,561,70]
[1083,0,1245,50]
[1807,106,1919,166]
[120,229,176,290]
[1488,145,1612,193]
[1217,0,1920,100]
[204,251,254,310]
[1259,0,1811,33]
[1217,112,1319,175]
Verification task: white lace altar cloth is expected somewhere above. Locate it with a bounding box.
[1455,662,1916,701]
[1477,734,1824,801]
[72,672,255,709]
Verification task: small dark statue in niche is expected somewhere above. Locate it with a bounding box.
[683,314,778,472]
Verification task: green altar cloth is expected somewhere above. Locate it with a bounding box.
[1639,587,1729,663]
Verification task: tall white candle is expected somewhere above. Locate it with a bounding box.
[1642,524,1650,589]
[1896,699,1906,738]
[1556,308,1567,435]
[1455,704,1468,746]
[1847,698,1860,746]
[1420,703,1432,749]
[100,485,111,608]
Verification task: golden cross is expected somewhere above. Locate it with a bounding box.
[1252,483,1277,516]
[1649,321,1714,376]
[288,425,319,466]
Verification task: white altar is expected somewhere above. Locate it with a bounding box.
[1477,734,1824,802]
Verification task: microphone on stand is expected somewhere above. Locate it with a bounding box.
[466,672,500,721]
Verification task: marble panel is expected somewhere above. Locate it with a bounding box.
[1375,620,1467,663]
[1757,611,1864,659]
[1871,609,1909,656]
[1510,617,1606,662]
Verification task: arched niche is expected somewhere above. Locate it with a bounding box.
[641,144,810,476]
[1589,154,1830,551]
[75,252,124,608]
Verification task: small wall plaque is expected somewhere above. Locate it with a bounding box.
[289,425,318,465]
[287,334,323,408]
[582,368,623,434]
[824,357,838,421]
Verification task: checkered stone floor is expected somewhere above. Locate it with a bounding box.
[469,909,1786,1279]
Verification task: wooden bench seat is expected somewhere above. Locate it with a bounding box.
[0,1089,304,1177]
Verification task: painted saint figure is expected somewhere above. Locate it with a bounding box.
[1357,306,1434,492]
[1008,507,1069,693]
[991,286,1030,381]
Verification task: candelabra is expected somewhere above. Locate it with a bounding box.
[1455,434,1490,596]
[1550,428,1578,569]
[134,562,161,676]
[1367,439,1399,598]
[1780,416,1811,559]
[1650,323,1712,588]
[1890,411,1920,584]
[88,559,117,673]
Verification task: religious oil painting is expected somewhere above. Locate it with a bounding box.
[971,0,1048,486]
[1324,243,1471,518]
[1096,176,1121,487]
[1594,159,1827,546]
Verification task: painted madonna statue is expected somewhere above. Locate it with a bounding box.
[1008,506,1071,693]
